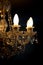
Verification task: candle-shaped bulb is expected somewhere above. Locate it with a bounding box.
[13,14,19,26]
[27,17,33,28]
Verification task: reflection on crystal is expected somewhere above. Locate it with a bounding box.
[18,36,22,40]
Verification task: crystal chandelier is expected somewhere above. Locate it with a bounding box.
[0,0,38,58]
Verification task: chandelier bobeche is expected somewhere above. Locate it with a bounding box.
[0,0,38,58]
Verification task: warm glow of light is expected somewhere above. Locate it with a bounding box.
[27,17,33,28]
[0,10,1,13]
[13,14,19,26]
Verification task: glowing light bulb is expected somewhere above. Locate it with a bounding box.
[13,14,19,26]
[27,17,33,28]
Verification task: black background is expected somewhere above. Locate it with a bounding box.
[0,0,42,64]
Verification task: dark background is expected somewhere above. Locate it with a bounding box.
[0,0,42,64]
